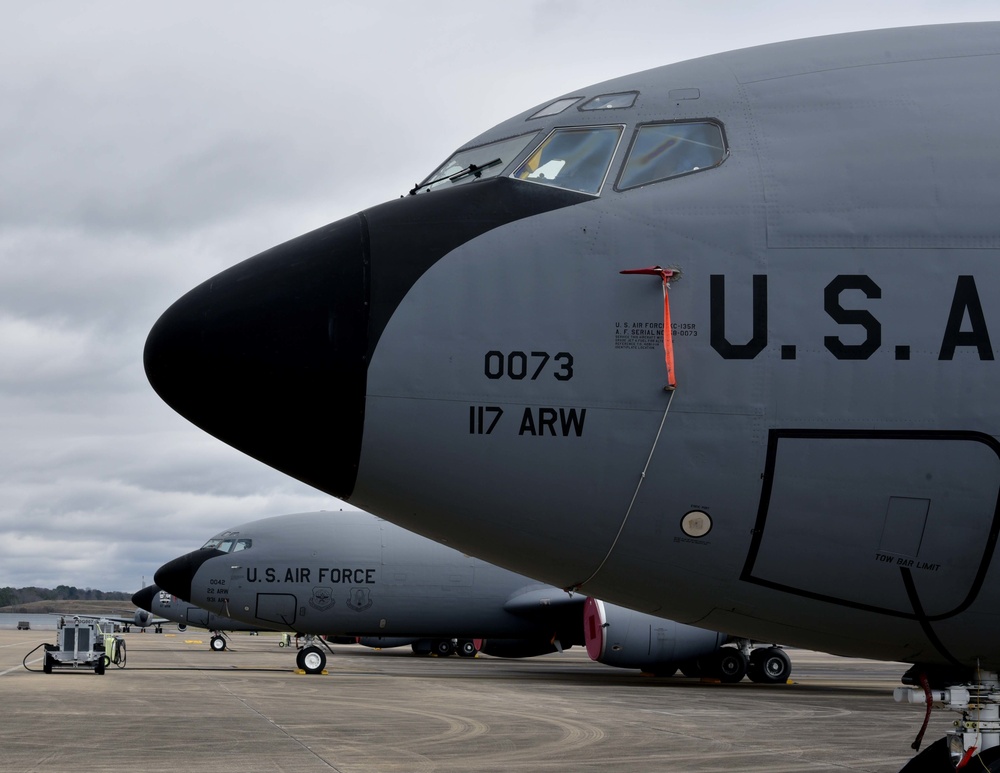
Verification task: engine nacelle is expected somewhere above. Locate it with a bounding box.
[583,598,725,670]
[134,610,152,628]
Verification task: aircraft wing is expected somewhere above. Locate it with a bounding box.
[106,615,169,627]
[52,613,170,628]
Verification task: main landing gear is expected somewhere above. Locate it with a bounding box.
[680,642,792,684]
[896,666,1000,771]
[410,639,480,658]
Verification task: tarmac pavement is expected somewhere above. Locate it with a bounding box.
[0,629,949,772]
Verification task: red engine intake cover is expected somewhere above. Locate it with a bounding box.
[583,597,606,661]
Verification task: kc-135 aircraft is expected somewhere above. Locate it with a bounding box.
[144,23,1000,769]
[130,585,264,650]
[154,510,779,678]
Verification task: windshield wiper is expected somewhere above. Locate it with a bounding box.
[409,158,502,195]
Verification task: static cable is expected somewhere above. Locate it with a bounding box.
[568,389,675,592]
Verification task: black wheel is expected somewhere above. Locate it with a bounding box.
[210,635,227,652]
[970,746,1000,771]
[457,640,478,658]
[95,658,105,675]
[679,659,702,678]
[297,646,326,674]
[43,653,52,674]
[715,649,748,683]
[748,647,791,684]
[898,737,954,771]
[434,640,455,657]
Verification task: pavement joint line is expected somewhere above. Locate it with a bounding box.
[0,657,41,676]
[212,679,345,771]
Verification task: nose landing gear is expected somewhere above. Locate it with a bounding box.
[896,669,1000,771]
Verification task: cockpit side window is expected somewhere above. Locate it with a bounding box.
[413,133,539,194]
[233,539,251,552]
[529,97,582,119]
[617,121,727,190]
[512,125,624,195]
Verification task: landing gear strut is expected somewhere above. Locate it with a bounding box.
[896,668,1000,771]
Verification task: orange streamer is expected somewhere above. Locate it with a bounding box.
[619,266,679,390]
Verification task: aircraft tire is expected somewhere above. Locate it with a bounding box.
[434,640,455,657]
[679,660,701,678]
[748,647,791,684]
[457,640,477,658]
[899,737,1000,771]
[897,737,954,771]
[970,747,1000,771]
[715,649,748,683]
[210,635,227,652]
[298,646,326,674]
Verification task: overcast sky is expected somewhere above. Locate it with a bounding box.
[1,1,996,594]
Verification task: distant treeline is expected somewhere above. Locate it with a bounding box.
[0,586,131,608]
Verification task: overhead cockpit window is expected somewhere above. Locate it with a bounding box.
[529,97,582,119]
[512,126,624,195]
[412,133,539,194]
[617,121,727,190]
[580,92,638,111]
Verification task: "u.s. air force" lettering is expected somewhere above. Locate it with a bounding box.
[711,274,993,361]
[246,566,376,583]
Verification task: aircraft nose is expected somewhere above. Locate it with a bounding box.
[144,213,369,498]
[155,549,225,602]
[131,585,157,611]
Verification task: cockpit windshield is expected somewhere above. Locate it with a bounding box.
[617,121,726,189]
[512,126,623,195]
[413,133,538,194]
[200,537,252,552]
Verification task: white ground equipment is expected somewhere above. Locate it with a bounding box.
[24,618,126,675]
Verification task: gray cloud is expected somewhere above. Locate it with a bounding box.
[0,1,995,592]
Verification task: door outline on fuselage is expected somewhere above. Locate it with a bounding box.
[740,428,1000,625]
